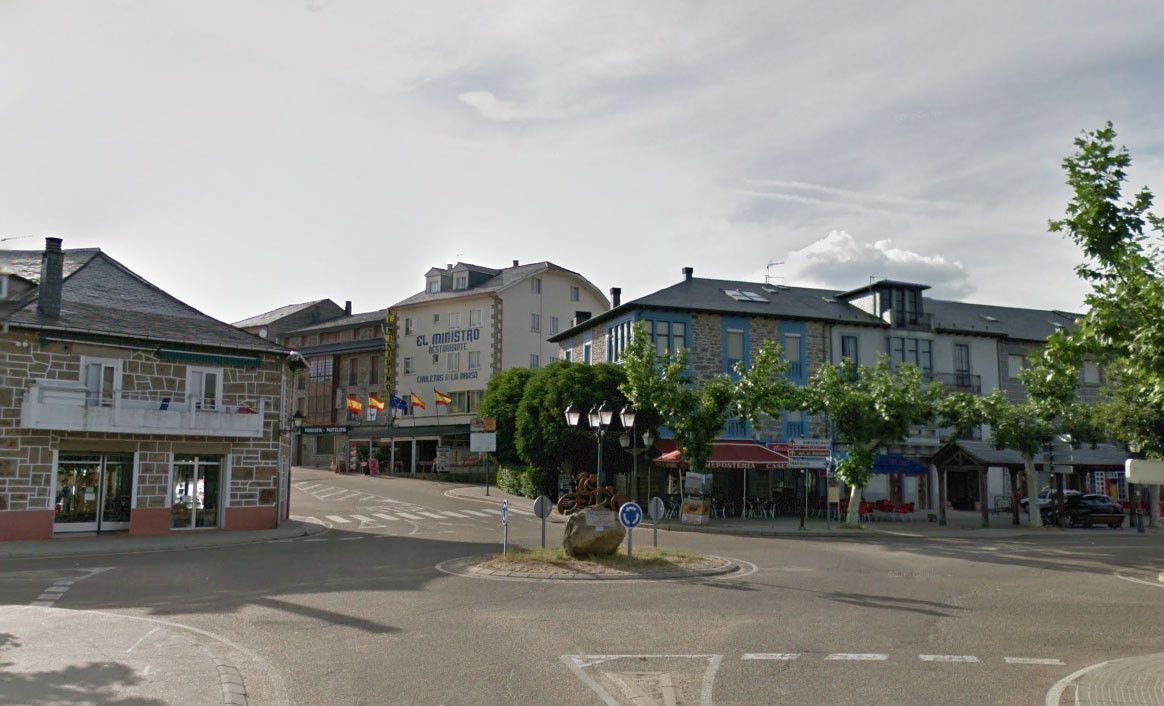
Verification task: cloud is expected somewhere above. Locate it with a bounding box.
[782,231,975,299]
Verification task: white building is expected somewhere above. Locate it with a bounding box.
[375,260,607,473]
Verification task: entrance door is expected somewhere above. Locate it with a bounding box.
[171,455,223,529]
[54,453,135,533]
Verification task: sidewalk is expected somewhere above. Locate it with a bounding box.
[0,520,325,560]
[443,484,1162,540]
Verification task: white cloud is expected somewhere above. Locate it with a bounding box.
[782,231,975,299]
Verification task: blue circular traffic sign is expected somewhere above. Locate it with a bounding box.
[618,502,643,529]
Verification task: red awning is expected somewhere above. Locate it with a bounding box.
[652,440,790,470]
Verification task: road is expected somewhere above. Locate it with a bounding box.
[2,467,1163,705]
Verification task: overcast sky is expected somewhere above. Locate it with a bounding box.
[2,1,1161,324]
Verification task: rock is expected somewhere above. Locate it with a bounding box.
[562,508,625,557]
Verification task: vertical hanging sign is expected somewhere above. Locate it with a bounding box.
[384,310,396,421]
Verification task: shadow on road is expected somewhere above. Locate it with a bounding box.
[0,661,165,706]
[823,592,964,618]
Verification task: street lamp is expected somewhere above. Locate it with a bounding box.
[618,404,645,502]
[566,401,616,486]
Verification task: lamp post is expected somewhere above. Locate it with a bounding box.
[618,404,646,502]
[565,400,615,487]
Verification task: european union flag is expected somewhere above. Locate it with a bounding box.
[389,393,408,411]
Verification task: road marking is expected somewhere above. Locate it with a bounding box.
[350,514,377,523]
[29,567,112,607]
[332,491,363,501]
[293,516,322,525]
[315,490,347,499]
[919,655,979,663]
[508,507,534,516]
[325,515,352,524]
[742,653,800,661]
[476,508,500,514]
[462,509,494,517]
[418,512,446,519]
[125,626,161,654]
[1006,657,1064,665]
[361,494,378,501]
[1045,659,1112,706]
[373,513,400,521]
[267,539,293,543]
[304,538,328,542]
[395,512,424,520]
[297,483,321,491]
[826,653,888,661]
[42,586,69,594]
[1114,569,1164,589]
[439,511,469,518]
[338,537,364,541]
[561,655,722,706]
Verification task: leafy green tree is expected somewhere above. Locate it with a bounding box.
[735,340,809,427]
[805,357,940,526]
[514,361,629,497]
[479,367,536,466]
[618,322,739,476]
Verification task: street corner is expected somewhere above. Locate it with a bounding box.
[1046,652,1164,706]
[0,605,279,706]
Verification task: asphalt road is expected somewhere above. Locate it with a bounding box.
[2,467,1163,706]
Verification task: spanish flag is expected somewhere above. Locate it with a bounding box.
[368,394,385,411]
[410,391,426,410]
[434,389,453,406]
[346,394,364,414]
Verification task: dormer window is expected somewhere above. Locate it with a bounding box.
[0,274,8,300]
[428,278,441,293]
[454,274,468,290]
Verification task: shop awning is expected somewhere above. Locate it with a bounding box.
[872,454,928,475]
[652,440,791,470]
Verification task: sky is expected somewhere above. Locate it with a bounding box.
[2,1,1161,324]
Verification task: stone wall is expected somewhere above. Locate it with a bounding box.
[0,329,287,518]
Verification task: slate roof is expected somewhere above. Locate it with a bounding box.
[945,439,1127,468]
[550,277,886,342]
[924,299,1081,341]
[0,248,286,354]
[391,261,601,308]
[232,300,331,328]
[288,308,387,334]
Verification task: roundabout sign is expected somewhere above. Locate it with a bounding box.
[619,502,643,558]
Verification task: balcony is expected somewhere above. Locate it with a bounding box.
[21,380,267,438]
[892,312,932,332]
[931,372,982,395]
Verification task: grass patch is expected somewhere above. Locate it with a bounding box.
[497,546,703,570]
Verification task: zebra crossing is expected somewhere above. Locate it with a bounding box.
[291,479,535,530]
[296,506,530,528]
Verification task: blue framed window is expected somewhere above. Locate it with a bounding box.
[780,321,807,384]
[640,311,692,357]
[723,317,749,377]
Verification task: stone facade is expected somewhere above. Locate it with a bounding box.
[0,328,289,538]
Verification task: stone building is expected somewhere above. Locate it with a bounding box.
[0,238,297,541]
[233,299,347,346]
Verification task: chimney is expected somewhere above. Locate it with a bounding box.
[37,237,64,318]
[682,266,693,282]
[610,287,621,307]
[512,260,519,267]
[447,263,453,270]
[344,300,352,315]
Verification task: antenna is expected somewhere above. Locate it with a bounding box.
[765,259,784,285]
[1,235,33,245]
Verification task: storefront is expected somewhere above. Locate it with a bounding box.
[650,440,792,519]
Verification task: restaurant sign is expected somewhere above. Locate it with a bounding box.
[301,426,351,435]
[768,440,832,469]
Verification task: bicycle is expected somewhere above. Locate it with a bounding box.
[555,472,620,515]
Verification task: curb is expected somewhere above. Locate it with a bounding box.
[0,520,325,561]
[440,554,740,582]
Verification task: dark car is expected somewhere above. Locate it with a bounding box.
[1049,494,1126,528]
[1020,489,1082,513]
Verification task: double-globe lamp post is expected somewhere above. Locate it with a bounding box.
[618,405,656,504]
[564,401,615,487]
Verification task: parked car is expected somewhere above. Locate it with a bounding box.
[1019,488,1082,513]
[1046,494,1125,528]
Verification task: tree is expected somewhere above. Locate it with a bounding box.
[619,322,739,476]
[514,361,629,497]
[734,340,809,428]
[805,357,940,526]
[479,367,536,466]
[1045,122,1164,520]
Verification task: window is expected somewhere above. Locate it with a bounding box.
[724,289,768,302]
[889,336,932,375]
[583,342,592,364]
[564,350,573,362]
[784,333,802,376]
[671,322,686,353]
[551,316,559,334]
[468,351,480,370]
[432,353,439,365]
[1007,354,1025,379]
[433,313,440,325]
[570,286,579,302]
[607,320,635,361]
[428,279,440,293]
[404,317,415,335]
[348,359,358,386]
[403,357,414,375]
[82,358,120,407]
[447,352,460,371]
[654,321,670,356]
[188,367,223,411]
[297,373,305,391]
[530,354,540,369]
[469,309,482,327]
[841,335,859,363]
[531,313,540,332]
[309,358,333,381]
[531,278,541,294]
[369,357,379,386]
[454,274,468,290]
[1083,361,1100,385]
[449,311,461,330]
[954,343,970,375]
[726,329,744,368]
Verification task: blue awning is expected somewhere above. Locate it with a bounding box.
[872,454,928,475]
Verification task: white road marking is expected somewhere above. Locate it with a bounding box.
[332,491,363,501]
[30,601,54,607]
[826,653,888,661]
[1005,657,1064,665]
[1045,659,1112,706]
[314,490,347,499]
[297,484,321,491]
[476,508,500,514]
[418,512,446,519]
[52,580,75,587]
[350,515,377,523]
[125,627,160,653]
[396,512,424,520]
[361,495,378,501]
[373,513,400,521]
[338,537,364,541]
[508,507,534,516]
[294,516,322,525]
[439,511,469,518]
[461,509,494,517]
[561,655,722,706]
[742,653,800,661]
[304,538,328,542]
[919,655,979,663]
[42,586,69,593]
[267,539,293,543]
[37,593,58,601]
[1114,569,1164,589]
[325,515,352,524]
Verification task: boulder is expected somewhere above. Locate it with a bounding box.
[562,507,625,558]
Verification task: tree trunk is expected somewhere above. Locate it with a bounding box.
[1024,456,1041,528]
[937,469,947,526]
[979,469,989,528]
[846,484,863,526]
[1010,469,1021,526]
[1127,481,1136,529]
[1150,485,1161,527]
[1056,473,1067,527]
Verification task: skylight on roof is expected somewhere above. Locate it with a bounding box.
[821,296,838,304]
[725,289,768,302]
[980,315,999,323]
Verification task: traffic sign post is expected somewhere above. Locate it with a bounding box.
[619,502,643,560]
[501,499,509,556]
[648,496,665,548]
[533,496,553,548]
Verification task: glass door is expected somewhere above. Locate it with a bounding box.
[54,453,135,533]
[171,455,222,529]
